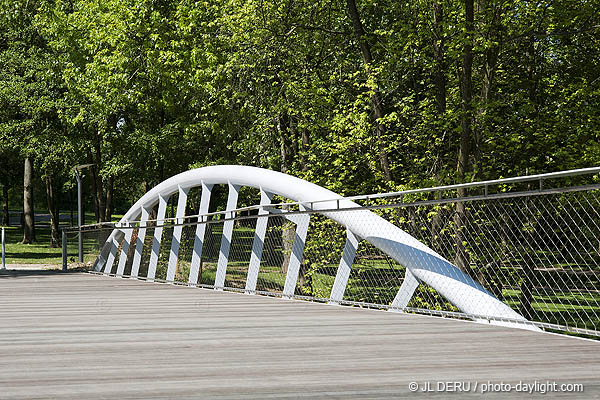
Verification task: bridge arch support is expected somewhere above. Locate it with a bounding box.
[95,165,532,330]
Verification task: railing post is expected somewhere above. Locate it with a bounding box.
[2,226,5,270]
[329,230,359,304]
[131,206,150,278]
[167,186,190,282]
[245,189,273,293]
[215,183,240,290]
[76,170,83,263]
[148,194,168,281]
[62,230,67,271]
[282,206,310,298]
[189,182,213,285]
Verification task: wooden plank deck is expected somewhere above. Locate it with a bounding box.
[0,270,598,399]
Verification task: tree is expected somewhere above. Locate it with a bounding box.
[0,148,20,226]
[22,157,35,243]
[1,0,76,245]
[8,0,599,253]
[346,0,392,182]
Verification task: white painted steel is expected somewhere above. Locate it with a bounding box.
[95,165,531,329]
[116,227,133,277]
[148,195,168,281]
[131,207,150,278]
[329,230,360,304]
[188,182,213,285]
[215,183,240,290]
[245,189,272,294]
[103,237,119,274]
[391,269,420,309]
[167,186,189,282]
[282,206,309,298]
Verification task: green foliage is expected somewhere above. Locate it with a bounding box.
[1,0,599,217]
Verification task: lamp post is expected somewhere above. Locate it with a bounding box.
[73,164,94,263]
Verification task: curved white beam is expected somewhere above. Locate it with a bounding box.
[96,165,532,329]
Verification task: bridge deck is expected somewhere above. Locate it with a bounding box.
[0,271,598,399]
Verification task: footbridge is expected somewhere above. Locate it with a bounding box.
[95,165,530,330]
[2,166,600,398]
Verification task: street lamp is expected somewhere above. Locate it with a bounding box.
[73,164,94,263]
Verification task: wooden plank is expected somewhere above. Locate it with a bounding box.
[0,270,598,399]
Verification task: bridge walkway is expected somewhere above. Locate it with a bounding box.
[0,271,598,398]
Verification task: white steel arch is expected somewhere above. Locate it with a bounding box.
[95,165,534,330]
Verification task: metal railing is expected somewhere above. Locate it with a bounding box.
[1,227,5,270]
[113,166,600,226]
[62,167,600,338]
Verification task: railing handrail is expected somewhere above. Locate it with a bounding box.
[60,166,600,230]
[115,166,600,227]
[346,166,600,201]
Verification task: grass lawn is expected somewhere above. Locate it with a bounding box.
[1,212,122,265]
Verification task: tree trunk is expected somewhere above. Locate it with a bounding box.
[22,157,36,244]
[277,114,297,274]
[200,223,211,284]
[526,35,538,118]
[94,143,106,222]
[278,114,294,174]
[454,0,474,273]
[290,118,299,158]
[298,260,313,296]
[432,2,447,118]
[105,175,114,222]
[346,0,392,182]
[430,1,446,252]
[300,128,310,172]
[70,187,74,226]
[95,170,105,222]
[520,201,536,319]
[2,183,9,226]
[45,174,60,248]
[519,37,538,319]
[89,158,99,223]
[458,0,474,181]
[474,0,503,161]
[280,217,295,274]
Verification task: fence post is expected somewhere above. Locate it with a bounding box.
[62,230,67,271]
[1,227,5,270]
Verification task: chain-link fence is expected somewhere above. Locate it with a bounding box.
[61,228,109,268]
[63,170,600,338]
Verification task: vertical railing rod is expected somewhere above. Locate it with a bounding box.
[62,230,67,271]
[1,226,5,270]
[76,171,83,263]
